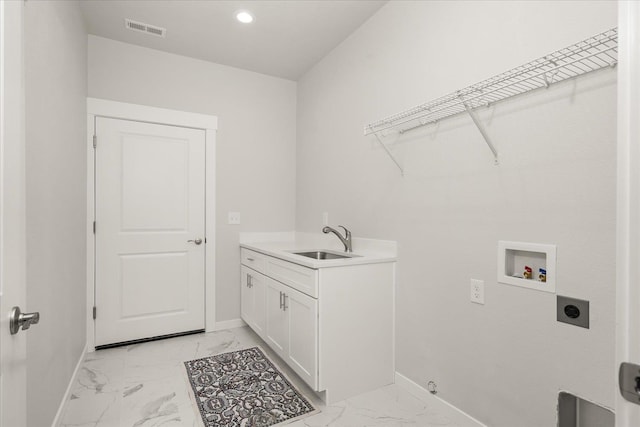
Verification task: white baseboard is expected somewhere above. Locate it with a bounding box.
[51,343,87,427]
[395,372,487,427]
[213,318,246,331]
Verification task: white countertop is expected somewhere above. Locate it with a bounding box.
[240,232,397,269]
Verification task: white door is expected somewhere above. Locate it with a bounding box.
[286,287,318,390]
[241,267,267,339]
[265,278,287,358]
[241,267,254,328]
[616,2,640,424]
[95,117,206,347]
[0,0,28,425]
[251,272,267,338]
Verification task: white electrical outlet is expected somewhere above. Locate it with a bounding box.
[228,212,241,225]
[470,279,485,305]
[322,212,329,226]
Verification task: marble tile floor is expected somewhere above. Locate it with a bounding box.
[58,326,460,427]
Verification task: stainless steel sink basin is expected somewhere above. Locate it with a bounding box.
[293,251,357,260]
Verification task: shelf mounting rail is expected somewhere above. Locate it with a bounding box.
[364,27,618,173]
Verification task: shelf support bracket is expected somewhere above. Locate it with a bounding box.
[458,95,499,165]
[374,133,404,176]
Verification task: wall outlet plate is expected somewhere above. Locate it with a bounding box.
[557,295,589,329]
[228,212,241,225]
[470,279,484,305]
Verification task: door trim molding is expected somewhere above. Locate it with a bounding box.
[87,98,218,129]
[86,98,218,351]
[616,2,640,424]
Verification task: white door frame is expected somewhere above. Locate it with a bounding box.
[86,98,218,351]
[0,0,27,425]
[616,2,640,425]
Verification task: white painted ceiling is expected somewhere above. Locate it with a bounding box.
[80,0,387,81]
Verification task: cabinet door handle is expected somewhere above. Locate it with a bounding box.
[247,274,252,288]
[283,294,288,311]
[279,291,283,309]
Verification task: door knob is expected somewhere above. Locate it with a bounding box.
[187,238,203,245]
[9,306,40,335]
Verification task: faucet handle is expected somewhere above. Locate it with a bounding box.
[338,225,351,238]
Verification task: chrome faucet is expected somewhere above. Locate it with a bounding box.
[322,225,352,252]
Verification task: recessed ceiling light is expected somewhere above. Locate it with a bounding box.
[235,10,254,24]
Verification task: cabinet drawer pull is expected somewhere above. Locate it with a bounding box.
[247,257,255,261]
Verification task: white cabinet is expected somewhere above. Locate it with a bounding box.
[266,256,318,297]
[240,246,394,404]
[286,286,318,389]
[265,278,288,355]
[240,266,266,339]
[265,277,318,389]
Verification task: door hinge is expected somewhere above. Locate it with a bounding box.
[92,306,97,320]
[93,221,96,234]
[92,135,97,149]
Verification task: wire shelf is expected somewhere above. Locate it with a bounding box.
[364,27,618,137]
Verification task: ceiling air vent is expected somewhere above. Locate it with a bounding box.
[124,19,166,38]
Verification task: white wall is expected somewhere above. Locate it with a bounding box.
[296,1,616,426]
[24,1,88,426]
[88,36,297,323]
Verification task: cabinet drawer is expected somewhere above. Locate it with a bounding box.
[241,248,266,273]
[266,257,318,298]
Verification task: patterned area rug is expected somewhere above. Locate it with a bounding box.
[184,347,317,427]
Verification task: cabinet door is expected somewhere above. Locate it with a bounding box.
[285,287,318,390]
[240,267,254,327]
[250,271,266,338]
[265,278,288,360]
